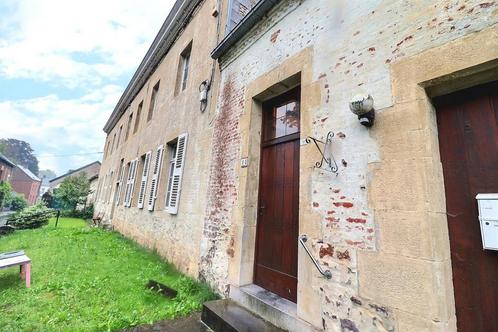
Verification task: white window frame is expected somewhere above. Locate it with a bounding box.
[165,133,188,215]
[137,151,152,209]
[115,162,125,206]
[147,145,164,211]
[123,159,138,207]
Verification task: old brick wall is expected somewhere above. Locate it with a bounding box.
[199,73,245,294]
[205,0,498,330]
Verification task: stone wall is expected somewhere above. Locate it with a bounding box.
[205,0,498,330]
[94,0,220,278]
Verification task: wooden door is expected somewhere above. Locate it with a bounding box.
[435,81,498,332]
[254,87,300,303]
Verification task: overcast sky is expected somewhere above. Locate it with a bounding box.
[0,0,175,175]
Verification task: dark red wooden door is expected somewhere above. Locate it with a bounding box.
[254,87,300,303]
[435,81,498,332]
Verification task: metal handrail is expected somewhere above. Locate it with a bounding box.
[299,235,332,279]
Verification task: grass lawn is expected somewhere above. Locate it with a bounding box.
[0,218,216,331]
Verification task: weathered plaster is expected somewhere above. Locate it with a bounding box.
[206,0,498,330]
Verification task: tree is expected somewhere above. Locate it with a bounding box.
[53,173,90,211]
[0,138,39,175]
[0,181,13,210]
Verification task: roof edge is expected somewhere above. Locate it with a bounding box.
[103,0,204,133]
[211,0,280,60]
[0,152,16,167]
[49,161,101,183]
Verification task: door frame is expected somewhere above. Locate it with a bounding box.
[226,49,324,328]
[253,87,301,302]
[359,25,498,329]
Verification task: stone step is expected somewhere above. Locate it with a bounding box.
[201,299,285,332]
[229,284,317,332]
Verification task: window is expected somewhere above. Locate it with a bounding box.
[125,112,133,140]
[123,159,138,207]
[147,82,160,122]
[165,133,188,214]
[134,102,143,133]
[106,171,114,203]
[147,145,164,211]
[226,0,258,33]
[116,125,123,147]
[111,133,116,154]
[175,43,192,95]
[114,159,125,206]
[137,152,152,209]
[262,89,300,142]
[179,43,192,92]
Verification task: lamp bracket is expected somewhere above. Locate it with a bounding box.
[305,131,339,173]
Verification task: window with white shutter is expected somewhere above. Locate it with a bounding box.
[165,133,188,214]
[115,162,126,206]
[123,159,138,207]
[123,162,132,206]
[107,171,114,203]
[147,145,164,211]
[137,151,152,209]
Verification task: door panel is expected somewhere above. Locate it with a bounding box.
[435,81,498,332]
[255,87,300,303]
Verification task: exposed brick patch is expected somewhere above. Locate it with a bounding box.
[336,249,351,260]
[333,202,354,208]
[319,244,334,258]
[270,29,281,43]
[346,217,367,224]
[199,74,245,295]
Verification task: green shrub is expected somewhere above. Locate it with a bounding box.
[7,203,55,229]
[9,193,28,211]
[59,204,94,220]
[0,181,12,210]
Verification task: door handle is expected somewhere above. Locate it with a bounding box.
[258,205,266,215]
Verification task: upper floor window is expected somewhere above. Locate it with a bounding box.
[147,82,160,122]
[116,125,123,147]
[176,43,192,94]
[226,0,259,33]
[111,133,116,154]
[134,101,143,133]
[125,112,133,140]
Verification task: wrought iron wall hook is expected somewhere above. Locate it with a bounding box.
[305,131,339,173]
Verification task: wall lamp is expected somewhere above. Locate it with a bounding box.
[349,94,375,127]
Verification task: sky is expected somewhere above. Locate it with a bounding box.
[0,0,175,176]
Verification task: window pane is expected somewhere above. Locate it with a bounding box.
[263,100,300,141]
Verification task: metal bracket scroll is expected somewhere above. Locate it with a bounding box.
[304,131,338,173]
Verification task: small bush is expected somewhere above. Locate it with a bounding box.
[9,193,28,211]
[8,203,55,229]
[59,204,94,220]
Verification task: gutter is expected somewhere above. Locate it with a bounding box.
[103,0,203,133]
[211,0,280,60]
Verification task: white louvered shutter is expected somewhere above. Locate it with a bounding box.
[127,159,138,207]
[166,133,188,215]
[147,145,164,211]
[123,163,133,206]
[137,152,152,209]
[115,163,126,206]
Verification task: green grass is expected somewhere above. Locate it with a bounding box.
[0,218,216,331]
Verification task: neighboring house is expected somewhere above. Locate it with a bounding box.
[11,165,41,205]
[49,161,101,190]
[0,152,15,183]
[39,174,53,198]
[86,174,99,205]
[95,0,498,331]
